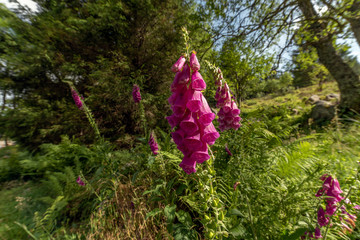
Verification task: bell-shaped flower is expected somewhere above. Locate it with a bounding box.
[326,201,337,215]
[232,122,241,130]
[225,145,232,156]
[178,64,190,84]
[77,176,85,186]
[148,133,159,155]
[180,112,199,135]
[171,128,185,145]
[171,56,186,73]
[191,71,206,91]
[190,51,200,71]
[179,156,197,174]
[166,115,181,129]
[222,102,232,113]
[177,144,191,157]
[132,85,141,103]
[183,132,203,151]
[198,95,215,126]
[314,227,322,239]
[318,207,330,227]
[186,90,203,113]
[190,144,210,164]
[172,92,187,117]
[231,102,241,116]
[72,89,84,109]
[202,123,220,145]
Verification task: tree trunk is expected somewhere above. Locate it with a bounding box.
[347,0,360,46]
[298,0,360,113]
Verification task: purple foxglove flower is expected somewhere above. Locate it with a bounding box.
[320,174,329,181]
[218,108,226,119]
[314,227,322,239]
[224,116,234,124]
[316,188,325,197]
[77,176,85,186]
[178,64,190,84]
[186,90,203,113]
[148,133,159,155]
[318,207,330,227]
[191,71,206,91]
[202,123,220,145]
[354,205,360,210]
[171,56,186,73]
[183,132,203,151]
[225,145,232,156]
[232,122,241,130]
[222,102,232,113]
[233,116,241,123]
[172,92,187,117]
[166,115,181,129]
[171,128,185,145]
[326,202,337,215]
[72,89,83,109]
[132,85,142,103]
[231,102,241,116]
[180,112,199,135]
[327,179,344,202]
[198,95,215,126]
[233,182,240,191]
[323,176,332,190]
[177,143,191,157]
[179,156,197,174]
[190,51,200,71]
[190,144,210,163]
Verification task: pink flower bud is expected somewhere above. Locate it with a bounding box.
[190,51,200,71]
[132,85,142,103]
[72,89,83,109]
[77,176,85,186]
[171,56,186,73]
[148,133,159,155]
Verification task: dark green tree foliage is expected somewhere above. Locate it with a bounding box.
[291,47,331,88]
[0,1,208,149]
[218,38,274,102]
[203,0,360,113]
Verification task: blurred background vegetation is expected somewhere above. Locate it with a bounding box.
[1,0,360,239]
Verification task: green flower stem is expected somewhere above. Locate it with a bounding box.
[65,81,101,140]
[138,100,147,137]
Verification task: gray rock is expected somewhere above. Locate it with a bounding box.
[310,100,335,122]
[325,93,340,102]
[307,95,320,104]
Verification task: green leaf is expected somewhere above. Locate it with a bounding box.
[229,223,246,237]
[227,208,245,217]
[175,210,193,227]
[145,208,162,220]
[164,204,176,223]
[282,228,307,240]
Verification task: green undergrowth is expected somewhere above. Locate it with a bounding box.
[2,81,360,239]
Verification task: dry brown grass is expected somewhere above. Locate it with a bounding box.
[86,179,171,240]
